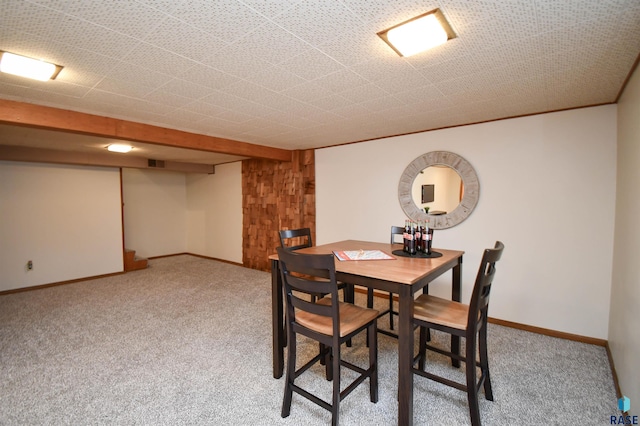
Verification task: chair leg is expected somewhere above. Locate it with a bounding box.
[331,344,341,426]
[366,289,374,347]
[345,284,355,304]
[388,292,394,330]
[422,285,431,341]
[369,323,379,402]
[466,338,481,426]
[325,346,333,381]
[281,329,296,418]
[479,324,493,401]
[345,284,354,347]
[418,325,428,371]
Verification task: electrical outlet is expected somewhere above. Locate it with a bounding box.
[27,260,33,270]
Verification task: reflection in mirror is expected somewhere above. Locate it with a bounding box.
[411,166,462,215]
[398,151,479,229]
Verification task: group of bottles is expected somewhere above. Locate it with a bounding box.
[403,219,433,255]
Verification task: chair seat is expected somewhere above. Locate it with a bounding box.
[297,298,379,337]
[413,294,469,330]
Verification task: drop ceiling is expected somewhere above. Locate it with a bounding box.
[1,0,639,166]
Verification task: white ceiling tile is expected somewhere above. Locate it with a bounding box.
[63,0,170,40]
[238,0,302,18]
[313,69,370,94]
[342,0,440,29]
[417,55,482,84]
[94,78,155,99]
[315,25,391,67]
[179,100,229,117]
[135,0,186,15]
[278,48,345,81]
[121,43,197,76]
[177,65,241,91]
[275,1,366,46]
[0,0,639,158]
[225,21,311,66]
[336,83,389,104]
[206,45,276,79]
[392,84,448,105]
[304,93,355,111]
[157,78,215,100]
[143,18,229,61]
[242,66,308,93]
[104,61,174,89]
[349,56,419,83]
[1,1,67,39]
[144,90,194,110]
[52,16,143,60]
[171,0,267,44]
[280,81,336,103]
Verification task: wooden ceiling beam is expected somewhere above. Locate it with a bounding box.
[0,99,292,162]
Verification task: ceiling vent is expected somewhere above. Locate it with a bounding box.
[148,159,165,168]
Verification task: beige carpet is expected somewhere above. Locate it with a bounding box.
[0,255,618,425]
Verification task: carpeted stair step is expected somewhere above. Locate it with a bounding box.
[124,248,148,271]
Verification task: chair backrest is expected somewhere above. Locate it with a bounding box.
[276,247,339,336]
[467,241,505,332]
[279,228,313,251]
[390,225,404,244]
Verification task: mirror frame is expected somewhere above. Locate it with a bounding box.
[398,151,479,229]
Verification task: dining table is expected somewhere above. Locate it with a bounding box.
[269,239,464,426]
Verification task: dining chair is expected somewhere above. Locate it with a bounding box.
[276,247,379,426]
[412,241,504,426]
[366,226,403,336]
[279,228,353,304]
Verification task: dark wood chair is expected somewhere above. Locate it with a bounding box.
[412,241,505,426]
[366,226,403,336]
[279,228,353,305]
[277,247,379,426]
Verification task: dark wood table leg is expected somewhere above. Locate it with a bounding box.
[271,259,284,378]
[451,256,462,368]
[397,285,414,426]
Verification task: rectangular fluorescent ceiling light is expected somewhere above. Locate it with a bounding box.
[107,144,134,153]
[378,9,456,57]
[0,51,63,81]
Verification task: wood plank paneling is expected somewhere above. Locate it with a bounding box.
[242,150,315,271]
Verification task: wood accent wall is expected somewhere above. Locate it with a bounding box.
[242,150,315,271]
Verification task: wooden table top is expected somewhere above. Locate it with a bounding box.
[270,240,464,286]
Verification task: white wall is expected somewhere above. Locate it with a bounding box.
[0,162,123,291]
[610,65,640,415]
[317,105,617,339]
[122,168,188,258]
[186,162,242,263]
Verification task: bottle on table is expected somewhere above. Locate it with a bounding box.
[403,219,410,253]
[409,221,416,255]
[425,222,434,255]
[415,221,423,253]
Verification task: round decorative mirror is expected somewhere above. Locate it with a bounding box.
[398,151,479,229]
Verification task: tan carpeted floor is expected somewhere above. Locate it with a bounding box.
[0,255,618,425]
